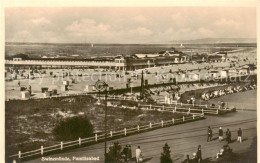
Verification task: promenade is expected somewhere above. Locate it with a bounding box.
[25,107,256,163]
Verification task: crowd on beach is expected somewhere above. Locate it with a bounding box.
[201,83,257,101]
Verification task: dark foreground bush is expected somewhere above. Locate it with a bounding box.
[53,116,94,141]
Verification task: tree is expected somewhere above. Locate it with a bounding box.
[160,143,172,163]
[105,142,122,162]
[53,116,94,141]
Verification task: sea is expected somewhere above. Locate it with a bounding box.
[5,42,257,59]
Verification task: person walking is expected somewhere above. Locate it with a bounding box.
[207,126,212,142]
[219,127,223,141]
[237,128,242,143]
[127,145,132,161]
[122,145,128,162]
[136,146,142,163]
[226,129,231,144]
[197,145,202,163]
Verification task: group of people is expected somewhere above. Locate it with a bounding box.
[115,126,243,163]
[149,85,179,96]
[183,127,242,163]
[207,126,243,144]
[182,145,202,163]
[121,145,133,162]
[201,84,257,101]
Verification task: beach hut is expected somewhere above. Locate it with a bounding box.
[61,85,69,91]
[41,87,49,93]
[20,87,26,91]
[219,70,228,78]
[238,68,248,75]
[227,69,238,77]
[52,89,58,95]
[11,74,17,80]
[63,81,70,86]
[84,85,96,92]
[209,71,219,79]
[43,91,52,98]
[21,91,30,99]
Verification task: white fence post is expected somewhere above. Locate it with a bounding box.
[150,122,152,128]
[61,142,63,150]
[161,120,164,127]
[202,109,204,114]
[95,134,98,142]
[124,96,126,100]
[79,137,81,146]
[175,106,177,111]
[124,128,127,136]
[183,116,185,122]
[189,108,191,113]
[110,131,113,137]
[181,102,183,106]
[205,104,208,108]
[193,114,195,119]
[217,109,219,115]
[193,103,195,107]
[41,146,44,155]
[18,151,21,159]
[150,104,152,110]
[172,109,175,113]
[172,118,175,124]
[137,125,140,132]
[134,106,136,110]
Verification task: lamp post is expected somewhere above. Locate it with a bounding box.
[95,80,108,162]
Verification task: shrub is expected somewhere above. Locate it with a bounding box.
[105,142,122,162]
[160,143,172,163]
[53,116,94,141]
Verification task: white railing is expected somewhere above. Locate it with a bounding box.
[9,114,204,162]
[96,95,139,101]
[138,104,224,115]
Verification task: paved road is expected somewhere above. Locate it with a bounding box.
[25,109,256,163]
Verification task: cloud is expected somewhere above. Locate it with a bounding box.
[31,17,50,25]
[5,7,256,43]
[214,18,241,27]
[65,18,110,35]
[136,27,153,36]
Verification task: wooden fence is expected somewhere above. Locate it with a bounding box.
[9,114,204,162]
[138,104,219,115]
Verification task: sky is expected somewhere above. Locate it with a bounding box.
[5,7,256,44]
